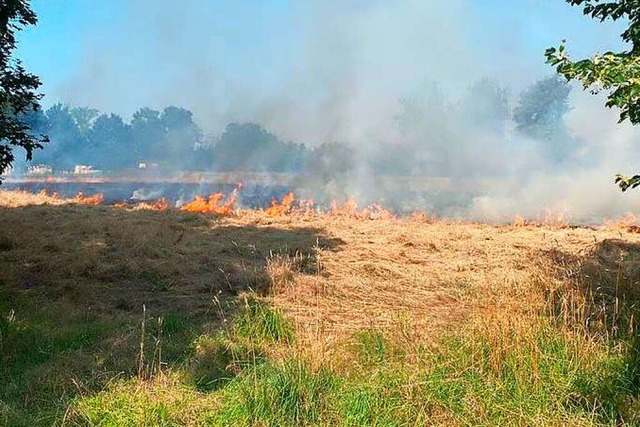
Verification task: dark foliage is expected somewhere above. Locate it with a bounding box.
[513,76,579,163]
[546,1,640,188]
[0,0,48,180]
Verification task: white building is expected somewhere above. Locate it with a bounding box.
[27,164,53,175]
[74,165,96,175]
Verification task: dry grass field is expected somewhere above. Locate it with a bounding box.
[2,189,640,426]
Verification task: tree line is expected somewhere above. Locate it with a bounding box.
[19,105,308,173]
[13,74,578,177]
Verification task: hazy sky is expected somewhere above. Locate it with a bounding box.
[14,0,640,220]
[15,0,628,138]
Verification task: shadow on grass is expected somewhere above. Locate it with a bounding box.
[544,238,640,423]
[0,204,343,426]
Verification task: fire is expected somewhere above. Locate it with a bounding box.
[541,209,568,228]
[74,192,104,205]
[21,185,401,221]
[134,198,170,211]
[38,189,59,199]
[330,197,358,217]
[513,214,526,227]
[115,198,170,211]
[327,197,395,220]
[297,198,316,217]
[260,194,393,220]
[265,192,295,217]
[180,190,238,216]
[604,212,639,232]
[512,210,568,228]
[364,203,395,220]
[410,212,437,223]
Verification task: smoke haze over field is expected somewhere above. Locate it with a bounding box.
[15,0,640,222]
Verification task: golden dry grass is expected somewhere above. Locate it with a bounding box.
[3,189,639,345]
[5,189,640,425]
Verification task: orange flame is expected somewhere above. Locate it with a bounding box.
[38,189,59,199]
[541,209,568,228]
[604,212,639,232]
[265,192,295,217]
[513,214,527,227]
[74,192,104,205]
[180,190,237,216]
[364,203,395,220]
[410,211,437,223]
[116,198,170,211]
[327,198,395,220]
[114,201,130,209]
[330,197,359,217]
[512,210,568,228]
[296,198,316,217]
[134,198,170,211]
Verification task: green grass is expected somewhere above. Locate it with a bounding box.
[0,284,202,427]
[4,280,640,426]
[211,359,337,426]
[65,312,640,427]
[232,296,295,345]
[0,287,117,426]
[188,333,266,392]
[68,377,215,427]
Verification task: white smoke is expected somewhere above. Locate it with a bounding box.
[37,0,640,222]
[469,92,640,223]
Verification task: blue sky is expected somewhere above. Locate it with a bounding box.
[14,0,628,137]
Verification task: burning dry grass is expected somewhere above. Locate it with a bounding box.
[180,190,238,216]
[512,208,570,228]
[0,189,67,207]
[265,192,295,216]
[73,191,105,205]
[0,189,105,208]
[261,194,396,220]
[115,198,170,211]
[2,188,639,341]
[603,211,640,233]
[3,189,640,424]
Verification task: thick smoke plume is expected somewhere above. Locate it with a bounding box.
[28,0,640,222]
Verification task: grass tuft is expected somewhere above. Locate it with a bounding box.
[352,329,390,366]
[213,358,337,426]
[233,296,295,345]
[67,376,216,427]
[189,333,265,392]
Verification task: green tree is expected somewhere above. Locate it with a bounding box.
[394,85,456,175]
[89,113,131,170]
[513,76,578,163]
[545,0,640,189]
[0,1,48,179]
[37,103,82,169]
[160,106,201,168]
[131,107,164,163]
[70,106,99,136]
[210,122,306,172]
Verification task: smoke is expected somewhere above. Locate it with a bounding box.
[37,0,640,222]
[469,92,640,223]
[131,188,163,201]
[55,0,489,138]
